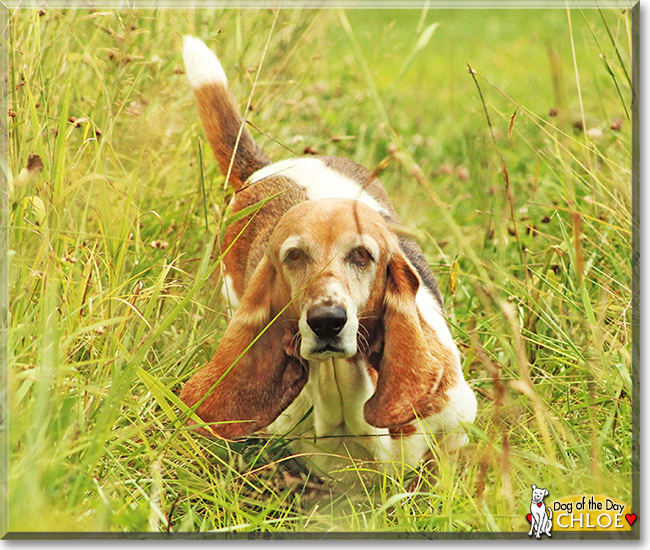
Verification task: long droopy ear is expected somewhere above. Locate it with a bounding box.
[180,257,307,439]
[364,252,456,428]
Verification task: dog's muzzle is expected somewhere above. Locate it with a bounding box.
[300,303,357,359]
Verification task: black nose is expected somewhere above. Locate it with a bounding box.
[306,305,347,338]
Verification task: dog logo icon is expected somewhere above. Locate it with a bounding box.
[527,484,553,538]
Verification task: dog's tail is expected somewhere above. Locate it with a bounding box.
[182,36,270,191]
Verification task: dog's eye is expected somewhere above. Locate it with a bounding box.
[283,247,308,266]
[347,246,373,268]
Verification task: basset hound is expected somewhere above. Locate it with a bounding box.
[179,36,477,481]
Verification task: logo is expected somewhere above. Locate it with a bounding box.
[527,484,553,538]
[525,488,636,533]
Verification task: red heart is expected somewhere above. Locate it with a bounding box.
[625,513,637,526]
[537,502,543,507]
[526,514,532,523]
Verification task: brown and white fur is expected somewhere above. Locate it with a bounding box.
[179,36,477,482]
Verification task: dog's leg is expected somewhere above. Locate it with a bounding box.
[528,515,535,537]
[532,514,539,538]
[545,512,553,536]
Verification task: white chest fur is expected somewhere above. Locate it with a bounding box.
[266,352,476,481]
[308,358,378,438]
[267,358,392,479]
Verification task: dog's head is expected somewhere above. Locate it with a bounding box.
[266,198,392,362]
[531,484,549,504]
[181,198,455,437]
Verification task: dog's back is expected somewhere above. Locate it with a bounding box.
[183,36,443,306]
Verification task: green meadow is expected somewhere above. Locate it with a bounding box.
[4,5,635,534]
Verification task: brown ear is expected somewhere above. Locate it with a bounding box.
[364,252,454,428]
[180,257,307,438]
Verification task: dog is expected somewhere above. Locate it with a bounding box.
[528,484,553,538]
[179,36,477,481]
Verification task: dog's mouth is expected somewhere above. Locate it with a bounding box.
[316,343,345,354]
[304,340,354,360]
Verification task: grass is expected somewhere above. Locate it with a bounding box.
[4,5,635,535]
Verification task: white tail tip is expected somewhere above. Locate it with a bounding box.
[182,35,228,88]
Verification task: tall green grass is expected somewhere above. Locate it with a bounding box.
[5,6,634,534]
